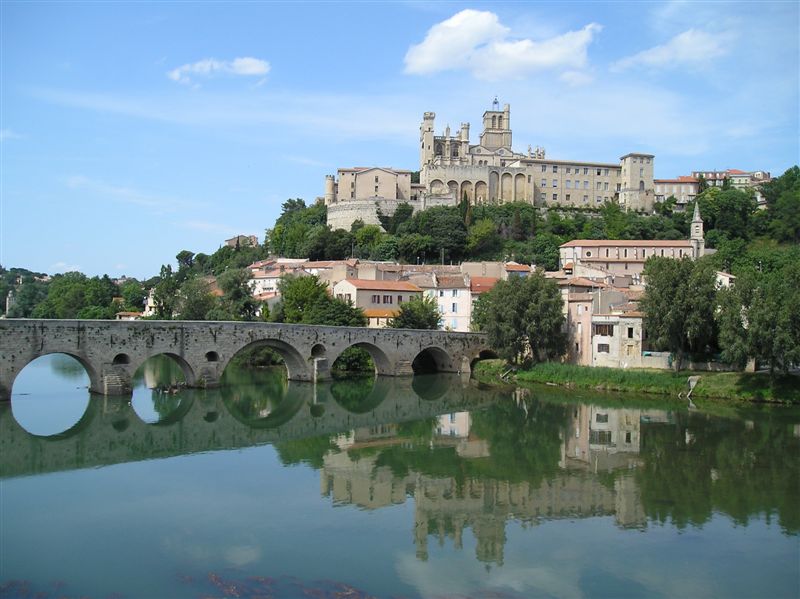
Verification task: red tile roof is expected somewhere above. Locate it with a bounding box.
[560,239,692,248]
[364,308,400,318]
[470,277,499,294]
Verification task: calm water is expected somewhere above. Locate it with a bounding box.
[1,354,799,599]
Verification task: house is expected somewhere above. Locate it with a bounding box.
[332,279,423,328]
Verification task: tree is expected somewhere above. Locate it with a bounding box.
[177,277,216,320]
[120,280,146,312]
[640,257,718,369]
[218,268,258,321]
[153,265,179,319]
[718,265,800,375]
[276,274,365,326]
[388,295,440,330]
[472,272,566,364]
[466,218,502,257]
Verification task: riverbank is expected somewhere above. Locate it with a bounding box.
[473,360,800,403]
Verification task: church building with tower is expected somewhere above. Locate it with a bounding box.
[324,99,657,232]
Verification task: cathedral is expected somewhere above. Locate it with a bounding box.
[324,99,656,232]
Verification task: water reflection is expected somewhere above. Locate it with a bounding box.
[131,355,192,424]
[2,356,799,585]
[9,354,92,436]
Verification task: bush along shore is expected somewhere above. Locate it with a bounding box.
[473,360,800,404]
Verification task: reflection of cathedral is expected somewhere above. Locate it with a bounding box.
[319,404,672,566]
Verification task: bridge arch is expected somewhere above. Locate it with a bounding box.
[6,351,101,400]
[412,346,457,374]
[223,338,311,382]
[330,342,393,377]
[131,352,197,388]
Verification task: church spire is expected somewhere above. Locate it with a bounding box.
[690,202,705,258]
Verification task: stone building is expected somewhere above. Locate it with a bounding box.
[324,100,657,231]
[654,176,699,208]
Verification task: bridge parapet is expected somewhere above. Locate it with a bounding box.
[0,319,492,400]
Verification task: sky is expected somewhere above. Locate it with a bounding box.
[1,1,798,279]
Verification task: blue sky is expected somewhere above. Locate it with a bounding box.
[2,1,798,278]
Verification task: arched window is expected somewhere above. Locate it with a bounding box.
[639,180,645,191]
[492,115,497,128]
[498,116,503,129]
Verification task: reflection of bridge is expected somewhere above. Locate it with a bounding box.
[0,319,492,399]
[0,375,507,479]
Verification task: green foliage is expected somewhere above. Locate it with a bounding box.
[217,268,259,321]
[268,198,327,258]
[177,277,216,320]
[119,279,146,312]
[717,264,800,375]
[276,274,366,327]
[473,272,566,364]
[31,272,117,319]
[640,257,718,367]
[388,295,440,330]
[332,347,374,374]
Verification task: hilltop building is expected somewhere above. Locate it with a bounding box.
[324,99,657,231]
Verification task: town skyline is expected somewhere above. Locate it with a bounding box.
[2,1,798,278]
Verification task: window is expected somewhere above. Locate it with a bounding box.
[397,295,404,303]
[590,430,613,444]
[540,192,546,201]
[374,186,378,193]
[566,167,571,174]
[627,327,634,339]
[604,168,609,176]
[553,165,558,173]
[541,178,547,187]
[597,343,610,353]
[642,249,646,258]
[371,294,380,303]
[594,324,614,336]
[527,175,531,183]
[596,169,601,176]
[604,182,609,191]
[624,248,628,258]
[541,164,547,172]
[639,167,644,176]
[596,413,609,423]
[596,195,603,203]
[452,289,458,297]
[584,180,589,189]
[625,431,632,443]
[375,175,379,183]
[596,181,602,190]
[583,167,589,175]
[383,295,392,304]
[586,251,592,257]
[566,180,572,188]
[451,303,457,313]
[553,193,558,201]
[566,194,571,201]
[605,248,609,257]
[583,195,588,202]
[350,181,355,188]
[439,290,444,297]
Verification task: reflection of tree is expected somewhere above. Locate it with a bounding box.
[331,347,374,375]
[49,354,89,381]
[369,399,568,485]
[274,434,340,469]
[220,364,288,419]
[637,411,800,533]
[330,377,379,413]
[152,392,183,419]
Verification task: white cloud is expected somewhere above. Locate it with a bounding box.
[167,56,271,84]
[611,29,732,72]
[404,10,601,80]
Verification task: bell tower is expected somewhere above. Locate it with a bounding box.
[690,201,705,258]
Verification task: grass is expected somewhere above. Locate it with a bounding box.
[473,360,800,404]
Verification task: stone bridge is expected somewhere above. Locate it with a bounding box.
[0,375,509,479]
[0,319,493,400]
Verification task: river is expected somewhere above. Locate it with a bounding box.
[1,354,798,599]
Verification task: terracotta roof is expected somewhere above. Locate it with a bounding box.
[364,308,400,318]
[727,169,747,174]
[655,177,699,184]
[436,274,469,288]
[303,261,334,268]
[560,239,692,248]
[471,277,499,294]
[115,311,141,317]
[341,279,422,292]
[563,262,574,270]
[254,292,279,301]
[557,277,609,288]
[505,263,531,272]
